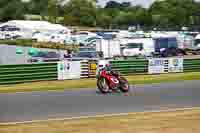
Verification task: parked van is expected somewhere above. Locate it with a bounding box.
[123,37,178,57]
[123,38,154,57]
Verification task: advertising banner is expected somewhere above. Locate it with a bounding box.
[148,58,167,74]
[57,61,81,80]
[168,58,183,73]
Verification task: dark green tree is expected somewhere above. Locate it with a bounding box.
[96,8,112,28]
[48,0,58,23]
[0,0,25,21]
[149,0,196,27]
[64,0,97,26]
[25,0,48,15]
[105,1,121,9]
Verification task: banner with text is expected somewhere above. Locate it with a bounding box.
[148,58,167,74]
[57,61,81,80]
[168,58,183,73]
[148,58,183,74]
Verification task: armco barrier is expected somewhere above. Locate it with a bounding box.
[80,60,89,78]
[110,59,148,75]
[0,58,200,85]
[183,58,200,72]
[0,63,57,85]
[81,60,97,78]
[0,60,96,85]
[111,58,200,75]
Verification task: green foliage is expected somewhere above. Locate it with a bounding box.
[1,0,200,28]
[0,39,79,51]
[149,0,198,26]
[96,9,112,28]
[48,0,58,23]
[25,0,48,16]
[63,0,97,27]
[0,0,25,21]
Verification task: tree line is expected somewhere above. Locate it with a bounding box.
[1,0,200,29]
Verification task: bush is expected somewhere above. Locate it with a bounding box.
[0,39,79,51]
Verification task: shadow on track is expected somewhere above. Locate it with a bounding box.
[95,85,136,96]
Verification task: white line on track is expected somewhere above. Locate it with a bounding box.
[1,106,200,125]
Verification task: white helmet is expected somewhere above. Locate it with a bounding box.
[96,60,110,75]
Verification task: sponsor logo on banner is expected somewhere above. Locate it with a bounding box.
[57,61,81,80]
[148,58,183,74]
[148,58,167,74]
[168,58,183,73]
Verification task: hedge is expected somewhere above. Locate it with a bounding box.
[0,39,79,51]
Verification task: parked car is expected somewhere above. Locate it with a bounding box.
[79,47,96,52]
[70,51,101,61]
[74,51,99,58]
[28,51,60,62]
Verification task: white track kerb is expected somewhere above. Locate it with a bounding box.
[1,107,200,126]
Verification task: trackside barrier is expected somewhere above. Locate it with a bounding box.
[80,60,89,78]
[0,58,200,85]
[0,63,57,85]
[110,58,200,75]
[184,58,200,72]
[0,60,97,85]
[80,60,97,78]
[88,60,97,78]
[110,59,148,75]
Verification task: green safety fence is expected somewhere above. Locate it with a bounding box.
[0,63,57,85]
[0,58,200,85]
[111,59,148,75]
[183,58,200,72]
[111,58,200,75]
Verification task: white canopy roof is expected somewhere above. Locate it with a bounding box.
[0,20,68,32]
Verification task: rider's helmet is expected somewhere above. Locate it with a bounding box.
[105,63,111,71]
[96,60,110,76]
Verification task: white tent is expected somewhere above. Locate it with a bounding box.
[0,20,70,38]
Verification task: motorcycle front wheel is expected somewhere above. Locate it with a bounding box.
[97,77,110,94]
[119,76,130,93]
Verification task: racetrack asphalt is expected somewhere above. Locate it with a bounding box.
[0,80,200,123]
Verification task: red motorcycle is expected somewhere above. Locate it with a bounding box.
[97,69,130,94]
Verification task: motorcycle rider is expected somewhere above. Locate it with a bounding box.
[97,63,119,78]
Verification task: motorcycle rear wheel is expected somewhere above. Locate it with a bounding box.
[97,77,110,94]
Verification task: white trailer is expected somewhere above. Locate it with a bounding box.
[95,38,121,58]
[123,38,154,57]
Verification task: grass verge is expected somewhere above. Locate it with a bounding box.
[1,72,200,93]
[1,108,200,133]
